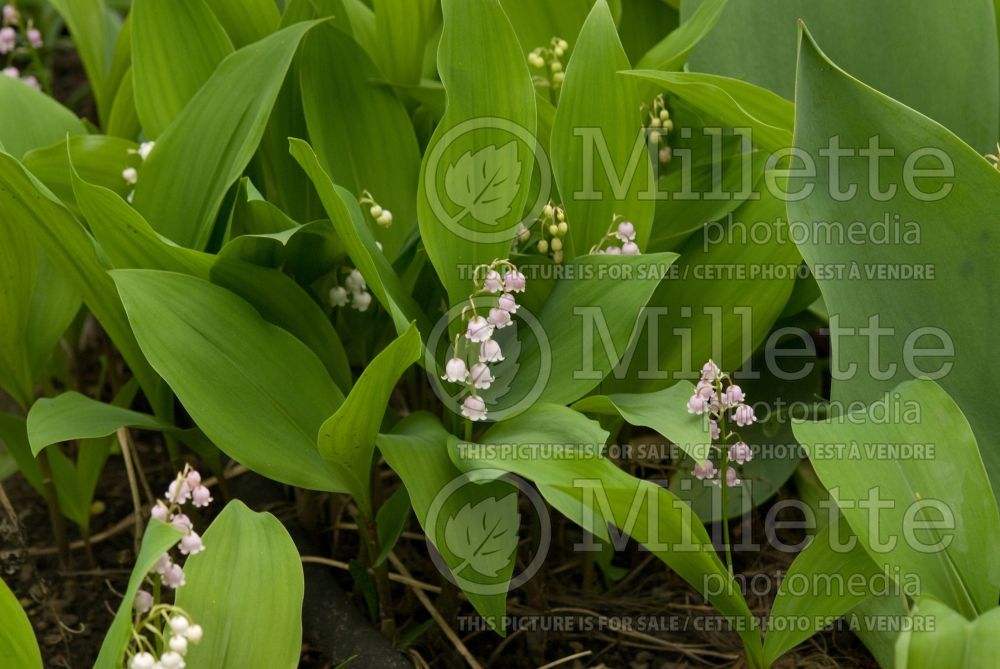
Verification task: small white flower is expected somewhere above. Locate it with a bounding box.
[376,209,393,227]
[166,479,191,504]
[351,290,372,312]
[163,563,185,589]
[185,624,203,643]
[169,615,190,635]
[190,485,212,508]
[153,553,171,575]
[461,395,487,421]
[179,531,205,555]
[441,357,468,383]
[479,339,504,363]
[169,634,188,656]
[465,315,494,343]
[469,362,493,390]
[329,286,348,308]
[497,293,518,314]
[621,241,640,255]
[1,66,17,78]
[134,590,153,615]
[138,141,156,160]
[503,270,526,292]
[158,651,185,669]
[482,270,503,293]
[487,307,511,329]
[122,167,138,185]
[130,652,156,669]
[344,269,365,293]
[26,28,41,49]
[369,204,383,219]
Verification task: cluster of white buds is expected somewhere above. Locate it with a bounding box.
[1,4,42,90]
[126,610,203,669]
[517,201,568,263]
[123,141,155,202]
[528,37,569,90]
[686,361,756,487]
[442,260,526,422]
[590,215,640,256]
[126,465,210,669]
[360,190,393,227]
[644,94,674,165]
[329,268,372,312]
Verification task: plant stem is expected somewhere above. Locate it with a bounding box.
[36,449,71,569]
[719,447,734,576]
[464,418,472,443]
[361,512,396,639]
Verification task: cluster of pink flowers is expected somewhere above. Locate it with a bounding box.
[591,216,640,256]
[1,4,42,90]
[126,466,211,668]
[686,360,756,487]
[442,260,526,422]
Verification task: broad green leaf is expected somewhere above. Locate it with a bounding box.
[456,404,762,661]
[373,485,411,566]
[107,67,141,140]
[176,501,304,669]
[27,391,172,456]
[376,412,516,629]
[204,0,280,47]
[763,517,882,665]
[572,381,709,461]
[371,0,438,84]
[605,188,799,394]
[683,0,999,152]
[444,494,519,578]
[93,520,184,669]
[132,21,319,249]
[132,0,234,137]
[625,70,793,153]
[70,169,214,278]
[0,77,85,160]
[290,139,427,335]
[0,576,41,669]
[416,0,537,307]
[894,598,1000,669]
[49,0,121,124]
[636,0,726,71]
[499,0,593,61]
[790,28,1000,493]
[209,259,353,393]
[494,253,677,416]
[318,324,422,515]
[793,379,1000,619]
[0,216,79,409]
[551,0,655,256]
[112,270,349,492]
[299,23,421,260]
[615,0,679,66]
[23,135,137,209]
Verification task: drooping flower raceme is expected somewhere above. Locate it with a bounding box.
[685,360,755,488]
[125,465,211,669]
[591,215,642,256]
[441,259,526,422]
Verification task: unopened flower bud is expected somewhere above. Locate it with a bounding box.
[134,590,153,615]
[536,239,549,254]
[376,210,393,227]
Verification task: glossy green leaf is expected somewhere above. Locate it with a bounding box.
[205,0,280,47]
[318,323,422,515]
[416,0,537,307]
[636,0,726,71]
[552,0,654,255]
[93,520,185,669]
[500,0,593,61]
[112,269,349,491]
[683,0,999,151]
[456,403,762,661]
[176,501,304,669]
[27,391,172,456]
[0,77,85,160]
[894,598,1000,669]
[0,214,79,409]
[133,21,318,249]
[572,381,709,461]
[290,138,426,335]
[374,485,411,566]
[132,0,234,137]
[107,67,142,140]
[371,0,438,84]
[625,70,793,153]
[376,412,517,630]
[496,253,677,415]
[794,379,1000,619]
[49,0,121,124]
[0,576,41,669]
[790,27,1000,493]
[23,135,137,208]
[300,23,421,260]
[763,516,882,665]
